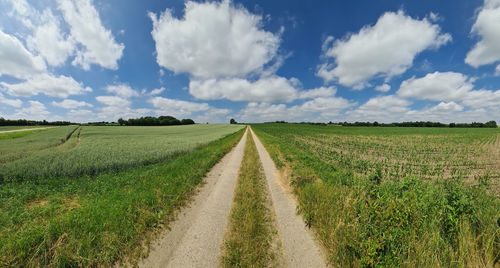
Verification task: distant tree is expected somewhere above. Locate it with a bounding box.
[485,120,497,128]
[118,118,125,126]
[230,118,237,124]
[181,119,195,125]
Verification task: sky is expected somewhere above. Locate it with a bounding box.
[0,0,499,123]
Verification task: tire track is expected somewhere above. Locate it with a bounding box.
[140,128,248,268]
[250,127,327,267]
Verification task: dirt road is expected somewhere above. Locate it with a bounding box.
[140,128,248,268]
[140,127,326,267]
[250,128,327,267]
[0,127,54,134]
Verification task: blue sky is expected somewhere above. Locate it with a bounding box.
[0,0,499,123]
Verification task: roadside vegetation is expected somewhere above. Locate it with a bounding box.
[222,131,279,267]
[0,126,244,267]
[0,124,242,182]
[252,123,499,267]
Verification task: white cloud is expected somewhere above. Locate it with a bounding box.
[9,101,50,120]
[344,95,411,122]
[95,95,149,121]
[57,0,124,70]
[238,94,356,122]
[65,108,96,123]
[51,99,93,109]
[193,107,231,123]
[375,83,391,92]
[26,9,75,66]
[150,96,209,117]
[0,92,22,107]
[317,10,451,88]
[0,29,46,79]
[300,97,357,117]
[397,72,474,101]
[429,101,464,113]
[297,86,336,99]
[238,102,291,122]
[496,64,500,75]
[465,0,500,68]
[461,89,500,108]
[105,84,139,98]
[149,0,280,78]
[149,96,231,123]
[149,87,165,96]
[1,73,92,98]
[189,76,299,102]
[96,95,130,107]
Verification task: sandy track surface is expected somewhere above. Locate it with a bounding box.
[250,128,327,267]
[0,127,54,134]
[140,128,248,268]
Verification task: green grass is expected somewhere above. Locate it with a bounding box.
[252,123,500,267]
[0,124,243,182]
[0,127,245,267]
[222,131,278,267]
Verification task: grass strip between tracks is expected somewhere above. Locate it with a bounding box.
[222,129,280,267]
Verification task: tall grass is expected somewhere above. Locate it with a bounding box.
[0,128,245,267]
[252,123,499,267]
[222,131,279,267]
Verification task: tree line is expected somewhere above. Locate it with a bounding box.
[0,117,72,126]
[117,116,195,126]
[266,120,498,128]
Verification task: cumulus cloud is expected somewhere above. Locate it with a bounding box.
[149,87,165,96]
[149,0,280,79]
[0,93,22,107]
[0,29,46,79]
[465,0,500,68]
[150,96,209,114]
[51,99,93,109]
[96,95,130,107]
[57,0,124,70]
[345,95,412,122]
[9,101,50,120]
[238,93,356,122]
[1,73,92,98]
[297,86,337,99]
[149,96,230,123]
[26,9,75,66]
[95,95,149,121]
[317,10,451,88]
[397,72,474,101]
[375,84,391,92]
[461,89,500,108]
[105,84,139,98]
[189,76,299,102]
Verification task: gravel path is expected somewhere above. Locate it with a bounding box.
[140,128,248,268]
[0,127,54,134]
[250,127,327,267]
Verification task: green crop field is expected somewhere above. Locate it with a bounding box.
[252,123,500,267]
[0,124,243,182]
[0,124,244,267]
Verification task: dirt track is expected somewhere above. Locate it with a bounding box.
[0,127,54,134]
[140,127,327,267]
[140,129,248,268]
[250,128,326,267]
